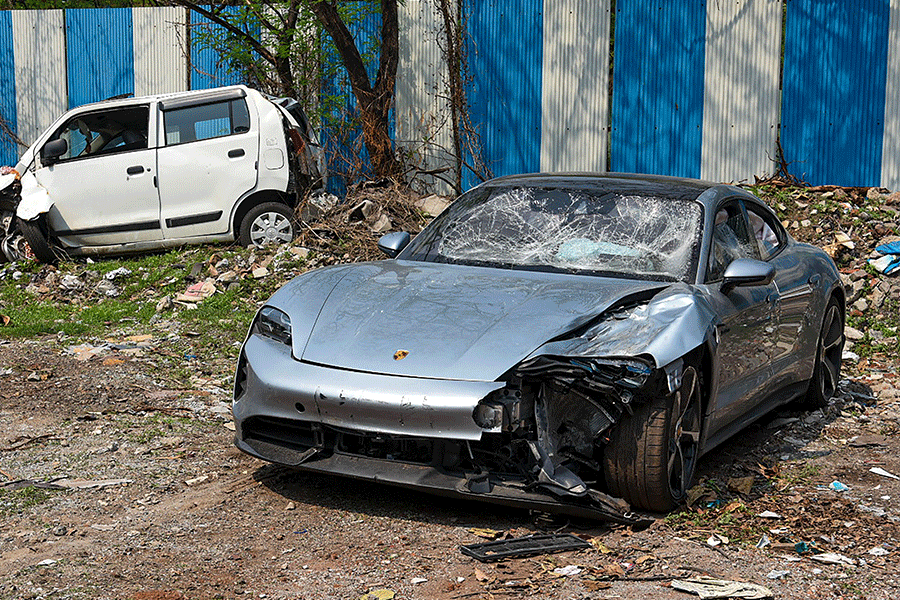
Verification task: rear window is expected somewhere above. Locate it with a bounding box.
[163,99,250,145]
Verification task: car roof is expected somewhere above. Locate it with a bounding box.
[67,85,252,112]
[481,172,727,203]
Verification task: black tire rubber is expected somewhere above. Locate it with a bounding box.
[238,202,295,248]
[802,297,844,409]
[16,215,58,265]
[603,365,703,512]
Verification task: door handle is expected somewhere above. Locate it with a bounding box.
[126,165,145,175]
[228,149,245,158]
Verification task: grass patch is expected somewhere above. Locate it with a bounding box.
[0,485,56,516]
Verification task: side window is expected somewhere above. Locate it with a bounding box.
[48,106,149,162]
[707,201,761,282]
[163,99,250,146]
[745,204,783,261]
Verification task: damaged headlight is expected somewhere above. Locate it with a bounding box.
[252,306,292,345]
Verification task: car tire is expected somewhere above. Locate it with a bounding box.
[16,215,59,265]
[603,364,703,512]
[802,297,844,409]
[238,202,296,248]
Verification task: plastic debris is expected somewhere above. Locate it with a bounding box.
[868,240,900,275]
[869,467,900,480]
[756,534,771,549]
[175,280,216,303]
[410,577,428,585]
[553,565,582,576]
[707,534,729,547]
[794,542,815,555]
[868,546,889,556]
[810,552,856,566]
[766,570,789,580]
[104,267,131,280]
[671,577,773,599]
[460,533,591,562]
[36,559,57,566]
[829,481,850,492]
[757,510,781,519]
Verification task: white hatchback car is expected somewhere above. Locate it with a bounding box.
[0,85,325,263]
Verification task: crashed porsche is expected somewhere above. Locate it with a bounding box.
[233,173,845,521]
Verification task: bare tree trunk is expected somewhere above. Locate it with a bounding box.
[312,0,402,178]
[437,0,463,192]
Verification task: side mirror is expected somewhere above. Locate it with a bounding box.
[41,139,68,165]
[721,258,775,294]
[377,231,411,258]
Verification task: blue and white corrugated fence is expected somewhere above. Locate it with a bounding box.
[3,2,900,190]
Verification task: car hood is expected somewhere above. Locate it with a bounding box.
[293,261,665,381]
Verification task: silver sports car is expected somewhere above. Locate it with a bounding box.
[233,173,845,521]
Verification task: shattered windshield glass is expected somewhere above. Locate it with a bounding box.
[401,185,704,281]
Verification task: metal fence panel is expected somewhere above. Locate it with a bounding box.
[882,0,900,190]
[396,0,454,194]
[541,0,611,173]
[65,8,135,109]
[701,0,781,183]
[0,12,17,165]
[781,0,890,187]
[12,10,66,153]
[611,0,706,178]
[464,0,542,189]
[133,7,188,97]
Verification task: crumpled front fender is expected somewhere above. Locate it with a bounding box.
[527,283,718,369]
[15,171,52,221]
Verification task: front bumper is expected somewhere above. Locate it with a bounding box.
[234,334,642,523]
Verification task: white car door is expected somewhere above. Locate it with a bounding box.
[34,105,161,247]
[156,89,259,239]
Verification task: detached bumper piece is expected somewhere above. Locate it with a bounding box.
[460,533,591,562]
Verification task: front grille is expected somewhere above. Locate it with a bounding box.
[242,416,321,452]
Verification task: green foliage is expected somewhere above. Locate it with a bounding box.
[0,485,55,516]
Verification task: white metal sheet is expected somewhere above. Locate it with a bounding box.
[701,0,782,183]
[540,0,611,173]
[12,9,67,151]
[396,0,454,193]
[133,6,188,97]
[883,0,900,190]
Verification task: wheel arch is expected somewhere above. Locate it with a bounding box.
[230,190,292,239]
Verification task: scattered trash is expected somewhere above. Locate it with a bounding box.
[90,523,116,531]
[184,475,209,486]
[36,559,57,567]
[829,481,850,492]
[868,546,890,556]
[175,280,216,303]
[358,590,394,600]
[869,467,900,480]
[707,534,729,547]
[671,577,773,599]
[810,552,856,566]
[757,510,781,519]
[755,534,770,549]
[52,478,132,490]
[766,570,789,580]
[460,533,591,563]
[410,577,428,585]
[552,565,582,577]
[468,527,503,540]
[104,266,132,280]
[842,350,860,362]
[868,240,900,275]
[794,542,815,555]
[223,421,236,431]
[849,434,888,447]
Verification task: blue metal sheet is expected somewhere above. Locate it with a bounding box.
[189,6,253,90]
[320,8,389,195]
[610,0,706,178]
[463,0,542,190]
[0,12,18,165]
[65,8,134,109]
[781,0,889,187]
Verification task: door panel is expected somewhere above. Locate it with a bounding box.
[157,98,259,239]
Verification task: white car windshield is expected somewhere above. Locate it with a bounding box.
[402,185,704,282]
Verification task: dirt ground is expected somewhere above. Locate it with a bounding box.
[0,337,898,600]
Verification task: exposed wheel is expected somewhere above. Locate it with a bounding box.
[803,297,844,408]
[16,215,58,264]
[603,365,702,512]
[238,202,295,248]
